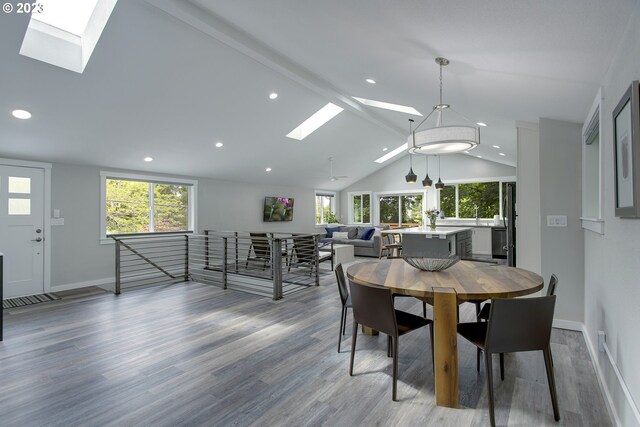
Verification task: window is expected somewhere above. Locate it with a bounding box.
[438,181,502,219]
[315,191,337,225]
[100,172,197,239]
[349,192,371,224]
[378,193,423,228]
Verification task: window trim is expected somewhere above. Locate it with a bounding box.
[348,191,372,225]
[100,171,198,244]
[314,190,337,226]
[437,176,516,219]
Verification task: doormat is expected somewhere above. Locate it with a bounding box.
[3,293,60,309]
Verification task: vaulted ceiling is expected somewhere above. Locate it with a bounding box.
[0,0,636,190]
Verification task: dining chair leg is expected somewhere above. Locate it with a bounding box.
[422,301,427,318]
[477,348,481,373]
[485,351,496,427]
[392,336,399,401]
[349,322,358,376]
[342,307,348,335]
[387,335,392,358]
[499,353,505,381]
[543,347,561,421]
[338,306,346,353]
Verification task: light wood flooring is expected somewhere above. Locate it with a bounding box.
[0,271,611,426]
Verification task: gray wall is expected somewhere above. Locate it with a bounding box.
[583,1,640,423]
[339,153,516,222]
[539,118,584,323]
[49,162,319,288]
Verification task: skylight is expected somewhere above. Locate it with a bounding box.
[286,103,344,141]
[353,97,422,116]
[20,0,118,73]
[375,143,408,163]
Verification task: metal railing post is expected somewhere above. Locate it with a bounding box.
[272,238,283,300]
[234,231,239,274]
[184,235,189,281]
[115,240,121,295]
[1,254,4,341]
[223,236,228,290]
[204,230,210,270]
[313,234,320,286]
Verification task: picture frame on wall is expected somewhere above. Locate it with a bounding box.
[613,80,640,218]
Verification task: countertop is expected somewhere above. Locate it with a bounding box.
[383,226,472,236]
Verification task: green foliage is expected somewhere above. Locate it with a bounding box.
[379,194,422,226]
[315,195,334,224]
[106,179,189,234]
[458,182,499,218]
[352,194,371,223]
[440,186,455,218]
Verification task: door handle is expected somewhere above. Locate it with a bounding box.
[32,237,43,242]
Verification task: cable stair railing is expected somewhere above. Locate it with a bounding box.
[111,231,329,299]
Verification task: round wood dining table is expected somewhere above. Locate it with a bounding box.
[346,258,543,408]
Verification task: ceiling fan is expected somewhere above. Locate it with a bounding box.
[328,157,348,182]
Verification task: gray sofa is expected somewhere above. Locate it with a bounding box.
[320,225,384,258]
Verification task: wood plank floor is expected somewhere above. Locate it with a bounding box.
[0,272,611,426]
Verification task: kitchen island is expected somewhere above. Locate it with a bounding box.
[383,227,472,258]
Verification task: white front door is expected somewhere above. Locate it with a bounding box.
[0,165,45,298]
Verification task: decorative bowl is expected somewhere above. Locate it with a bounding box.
[402,255,460,271]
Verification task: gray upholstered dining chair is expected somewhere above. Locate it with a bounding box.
[457,295,560,426]
[334,264,352,353]
[348,280,433,401]
[477,273,558,321]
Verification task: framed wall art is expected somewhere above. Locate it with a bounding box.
[613,80,640,218]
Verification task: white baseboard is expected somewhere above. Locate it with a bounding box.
[582,324,625,427]
[552,318,582,331]
[51,277,114,293]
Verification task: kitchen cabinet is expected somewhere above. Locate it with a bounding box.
[471,228,492,256]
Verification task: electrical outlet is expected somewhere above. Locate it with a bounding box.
[598,331,606,352]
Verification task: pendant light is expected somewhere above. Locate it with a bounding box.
[408,57,480,155]
[405,119,417,183]
[435,155,445,190]
[422,155,432,188]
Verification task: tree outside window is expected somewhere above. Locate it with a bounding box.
[439,186,456,218]
[106,179,190,234]
[379,194,422,227]
[352,193,371,223]
[458,182,499,218]
[315,192,336,224]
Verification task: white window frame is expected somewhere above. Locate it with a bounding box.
[436,176,516,219]
[348,191,372,225]
[314,190,337,226]
[580,87,605,234]
[100,171,198,243]
[373,190,427,227]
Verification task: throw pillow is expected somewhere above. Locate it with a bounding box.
[332,231,349,239]
[325,226,341,238]
[360,227,375,240]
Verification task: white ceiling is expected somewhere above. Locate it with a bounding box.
[0,0,636,190]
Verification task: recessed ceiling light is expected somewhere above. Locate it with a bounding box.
[477,122,487,127]
[353,97,422,116]
[365,78,376,84]
[215,142,224,148]
[476,155,483,159]
[375,143,408,163]
[265,167,272,172]
[144,157,153,162]
[499,153,506,156]
[12,109,31,119]
[492,145,501,149]
[269,92,278,100]
[286,103,344,140]
[382,147,388,152]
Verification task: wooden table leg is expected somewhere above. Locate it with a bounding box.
[361,326,379,335]
[433,287,459,408]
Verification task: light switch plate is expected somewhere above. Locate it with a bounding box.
[51,218,64,226]
[546,215,567,227]
[53,209,60,218]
